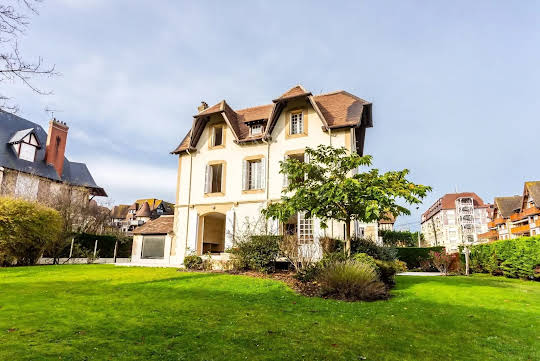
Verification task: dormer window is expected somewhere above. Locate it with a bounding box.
[8,128,41,163]
[250,124,263,136]
[289,111,305,135]
[209,125,225,149]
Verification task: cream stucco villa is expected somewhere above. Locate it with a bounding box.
[131,85,375,266]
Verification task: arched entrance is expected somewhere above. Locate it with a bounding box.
[198,212,226,255]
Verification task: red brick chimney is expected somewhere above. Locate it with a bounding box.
[45,118,69,177]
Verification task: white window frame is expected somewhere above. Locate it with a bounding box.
[250,124,263,136]
[290,112,304,135]
[298,212,313,244]
[248,159,260,190]
[211,126,224,147]
[205,163,224,194]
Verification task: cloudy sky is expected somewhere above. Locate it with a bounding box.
[5,0,540,230]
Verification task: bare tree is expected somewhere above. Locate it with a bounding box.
[42,187,113,264]
[0,0,57,112]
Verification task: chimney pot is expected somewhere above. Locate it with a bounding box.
[197,101,209,113]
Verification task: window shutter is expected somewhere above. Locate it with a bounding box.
[242,160,248,191]
[204,165,211,193]
[225,208,235,249]
[259,158,266,189]
[282,155,288,188]
[312,217,324,260]
[267,217,280,235]
[304,152,309,180]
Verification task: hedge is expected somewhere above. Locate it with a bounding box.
[44,233,132,258]
[470,236,540,280]
[396,247,445,269]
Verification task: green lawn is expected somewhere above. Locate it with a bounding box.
[0,266,538,361]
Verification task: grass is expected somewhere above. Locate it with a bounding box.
[0,265,538,361]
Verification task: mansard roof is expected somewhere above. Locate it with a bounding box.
[0,110,106,196]
[172,85,372,154]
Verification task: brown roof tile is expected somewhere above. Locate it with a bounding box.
[314,91,369,128]
[135,201,151,217]
[275,85,311,101]
[171,85,372,154]
[111,205,129,219]
[494,196,522,218]
[525,181,540,205]
[132,215,174,235]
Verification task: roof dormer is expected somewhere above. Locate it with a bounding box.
[8,128,41,162]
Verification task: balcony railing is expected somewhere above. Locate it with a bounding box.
[510,207,540,222]
[488,218,505,228]
[478,230,498,240]
[510,224,530,235]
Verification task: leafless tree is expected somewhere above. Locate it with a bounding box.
[0,0,57,112]
[42,188,113,264]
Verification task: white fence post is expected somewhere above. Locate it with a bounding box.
[113,241,118,263]
[93,240,98,258]
[69,238,74,258]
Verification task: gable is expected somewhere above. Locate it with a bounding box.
[171,86,372,155]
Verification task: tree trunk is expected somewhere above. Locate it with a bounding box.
[345,218,351,257]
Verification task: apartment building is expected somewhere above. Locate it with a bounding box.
[421,192,493,251]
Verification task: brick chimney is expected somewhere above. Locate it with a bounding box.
[197,101,208,113]
[45,118,69,177]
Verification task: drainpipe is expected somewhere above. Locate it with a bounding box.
[262,138,271,234]
[262,138,270,202]
[328,127,332,146]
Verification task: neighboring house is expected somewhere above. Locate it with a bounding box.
[479,181,540,240]
[111,198,173,233]
[378,213,396,231]
[131,85,374,266]
[131,215,175,264]
[0,111,106,204]
[421,192,493,251]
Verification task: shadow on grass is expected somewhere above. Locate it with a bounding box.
[1,270,538,361]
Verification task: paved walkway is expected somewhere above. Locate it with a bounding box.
[398,272,442,276]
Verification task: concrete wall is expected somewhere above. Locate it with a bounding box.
[38,258,131,265]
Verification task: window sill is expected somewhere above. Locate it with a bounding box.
[242,189,265,194]
[204,192,225,197]
[286,132,308,139]
[208,145,225,150]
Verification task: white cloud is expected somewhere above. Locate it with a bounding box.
[84,156,177,205]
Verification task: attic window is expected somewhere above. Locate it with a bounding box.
[250,124,263,136]
[11,132,39,162]
[211,126,223,147]
[290,112,304,135]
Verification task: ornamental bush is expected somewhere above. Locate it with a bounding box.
[0,197,63,266]
[353,252,378,271]
[230,235,281,273]
[317,260,387,301]
[374,259,407,286]
[349,237,397,261]
[470,237,540,280]
[184,255,203,270]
